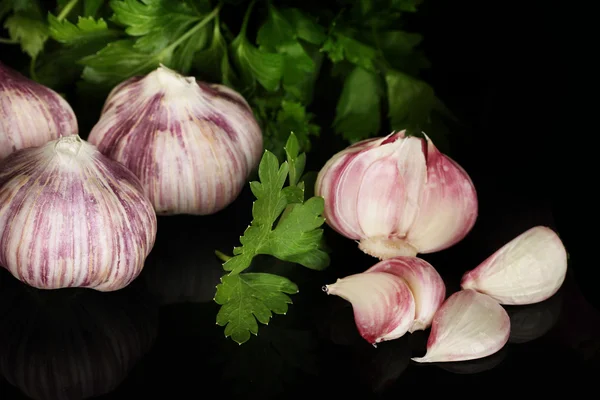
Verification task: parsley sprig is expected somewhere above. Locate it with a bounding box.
[215,133,329,344]
[1,0,451,157]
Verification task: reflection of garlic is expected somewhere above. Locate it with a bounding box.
[88,65,263,216]
[0,135,157,291]
[366,256,446,332]
[315,131,477,260]
[0,276,158,400]
[0,61,78,159]
[412,289,510,363]
[461,226,568,305]
[323,272,415,345]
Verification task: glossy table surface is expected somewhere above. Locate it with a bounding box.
[0,1,587,398]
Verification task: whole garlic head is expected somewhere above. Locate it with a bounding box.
[0,135,157,291]
[0,61,78,159]
[315,131,478,259]
[88,65,263,216]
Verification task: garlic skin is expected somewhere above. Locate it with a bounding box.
[315,130,477,260]
[88,65,263,216]
[323,271,416,345]
[0,135,157,291]
[412,289,510,363]
[366,257,446,332]
[0,61,78,159]
[461,226,568,305]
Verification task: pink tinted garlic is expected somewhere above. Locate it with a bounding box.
[0,61,78,159]
[323,272,416,345]
[0,135,157,291]
[366,257,446,332]
[88,65,263,216]
[315,130,477,260]
[461,226,568,305]
[412,289,510,363]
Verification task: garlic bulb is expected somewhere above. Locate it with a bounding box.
[315,130,477,260]
[366,256,446,332]
[323,271,416,345]
[0,61,78,159]
[0,135,157,291]
[88,65,263,216]
[461,226,568,305]
[412,289,510,363]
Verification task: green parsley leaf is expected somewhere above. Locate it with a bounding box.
[4,11,48,58]
[110,0,200,53]
[333,66,383,142]
[80,39,163,85]
[321,31,378,72]
[214,273,298,344]
[84,0,105,17]
[256,5,317,102]
[376,30,430,74]
[48,14,118,45]
[279,8,326,45]
[230,32,283,93]
[221,142,329,275]
[385,68,436,133]
[283,132,305,187]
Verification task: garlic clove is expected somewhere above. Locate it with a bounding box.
[0,135,157,291]
[88,65,263,216]
[405,135,478,254]
[323,271,416,345]
[460,226,568,305]
[366,256,446,332]
[0,61,78,160]
[411,289,510,363]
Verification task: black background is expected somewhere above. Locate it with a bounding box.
[0,0,590,398]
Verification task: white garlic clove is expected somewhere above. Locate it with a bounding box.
[0,61,78,160]
[460,226,568,305]
[323,271,416,345]
[411,289,510,363]
[0,135,157,291]
[366,256,446,332]
[88,65,263,216]
[315,130,478,260]
[404,134,478,254]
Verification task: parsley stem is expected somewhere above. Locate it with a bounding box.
[215,250,232,262]
[162,4,222,55]
[57,0,80,21]
[0,38,17,44]
[29,55,38,81]
[240,0,256,36]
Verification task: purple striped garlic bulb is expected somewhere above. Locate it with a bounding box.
[88,65,263,216]
[316,131,478,260]
[0,61,78,160]
[0,135,157,291]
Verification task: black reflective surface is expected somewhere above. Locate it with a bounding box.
[1,0,588,398]
[0,180,593,399]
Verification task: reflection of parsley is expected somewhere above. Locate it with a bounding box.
[214,133,329,344]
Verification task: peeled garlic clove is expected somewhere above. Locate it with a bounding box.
[461,226,568,305]
[0,135,157,291]
[412,289,510,363]
[315,130,477,260]
[323,271,416,345]
[0,61,78,159]
[367,257,446,332]
[88,64,263,216]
